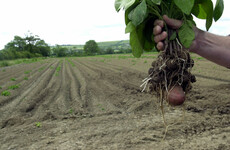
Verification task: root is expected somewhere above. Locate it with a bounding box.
[140,29,196,140]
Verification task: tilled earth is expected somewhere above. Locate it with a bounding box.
[0,54,229,150]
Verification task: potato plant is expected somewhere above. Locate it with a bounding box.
[115,0,224,138]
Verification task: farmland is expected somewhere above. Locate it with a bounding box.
[0,53,230,149]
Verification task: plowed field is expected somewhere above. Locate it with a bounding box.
[0,54,229,150]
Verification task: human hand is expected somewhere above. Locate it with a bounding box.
[153,15,182,50]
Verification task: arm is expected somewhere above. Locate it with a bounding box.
[191,28,230,68]
[154,15,230,69]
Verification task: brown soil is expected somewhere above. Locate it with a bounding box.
[0,55,229,150]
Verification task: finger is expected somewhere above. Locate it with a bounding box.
[154,20,164,28]
[154,31,167,43]
[163,15,182,29]
[153,25,162,35]
[157,42,164,51]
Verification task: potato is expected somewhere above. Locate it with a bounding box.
[167,85,185,106]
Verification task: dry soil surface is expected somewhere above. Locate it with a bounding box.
[0,55,229,150]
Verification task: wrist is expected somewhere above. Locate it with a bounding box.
[189,27,203,53]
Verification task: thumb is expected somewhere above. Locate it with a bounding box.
[163,15,182,29]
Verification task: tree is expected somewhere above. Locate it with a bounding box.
[1,33,51,60]
[83,40,99,55]
[52,45,68,57]
[105,47,114,54]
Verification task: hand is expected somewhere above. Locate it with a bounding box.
[153,15,182,50]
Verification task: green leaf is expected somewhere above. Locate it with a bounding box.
[143,18,156,51]
[187,20,195,28]
[129,0,148,26]
[213,0,224,22]
[192,0,213,31]
[169,32,177,41]
[125,2,138,25]
[115,0,136,12]
[125,22,135,33]
[130,31,143,58]
[192,4,207,19]
[178,22,195,49]
[203,0,213,31]
[174,0,195,15]
[130,24,145,58]
[151,0,162,5]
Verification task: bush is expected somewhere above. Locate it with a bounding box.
[1,90,11,96]
[0,61,10,67]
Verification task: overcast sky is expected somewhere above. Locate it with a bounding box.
[0,0,229,49]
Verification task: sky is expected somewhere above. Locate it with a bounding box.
[0,0,229,50]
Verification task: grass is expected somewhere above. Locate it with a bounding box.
[67,59,76,67]
[97,104,105,111]
[2,69,6,72]
[38,67,46,72]
[55,61,62,76]
[1,90,11,96]
[11,78,16,81]
[0,57,44,68]
[24,77,29,80]
[0,86,2,89]
[144,60,148,64]
[0,61,10,67]
[35,122,41,128]
[8,84,20,90]
[118,55,134,59]
[24,70,32,74]
[56,66,61,72]
[100,59,105,63]
[197,57,205,60]
[69,109,73,114]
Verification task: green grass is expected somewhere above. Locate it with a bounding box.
[100,59,105,63]
[38,67,46,72]
[35,122,41,128]
[131,59,136,63]
[144,60,148,63]
[56,66,61,72]
[67,59,76,67]
[0,86,2,89]
[24,77,29,80]
[8,84,20,90]
[11,78,16,81]
[197,57,205,60]
[69,109,73,114]
[0,61,10,67]
[118,55,134,59]
[97,104,105,111]
[0,58,44,68]
[55,62,62,76]
[1,90,11,96]
[24,70,32,74]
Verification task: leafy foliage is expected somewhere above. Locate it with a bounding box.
[84,40,100,55]
[1,90,11,96]
[52,45,68,57]
[213,0,224,21]
[0,32,50,60]
[115,0,224,58]
[8,84,20,90]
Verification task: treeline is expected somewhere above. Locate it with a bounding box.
[0,34,133,61]
[52,40,132,57]
[0,34,50,60]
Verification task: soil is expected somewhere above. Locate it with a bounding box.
[0,55,229,150]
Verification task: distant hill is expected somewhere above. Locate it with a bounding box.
[60,40,130,51]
